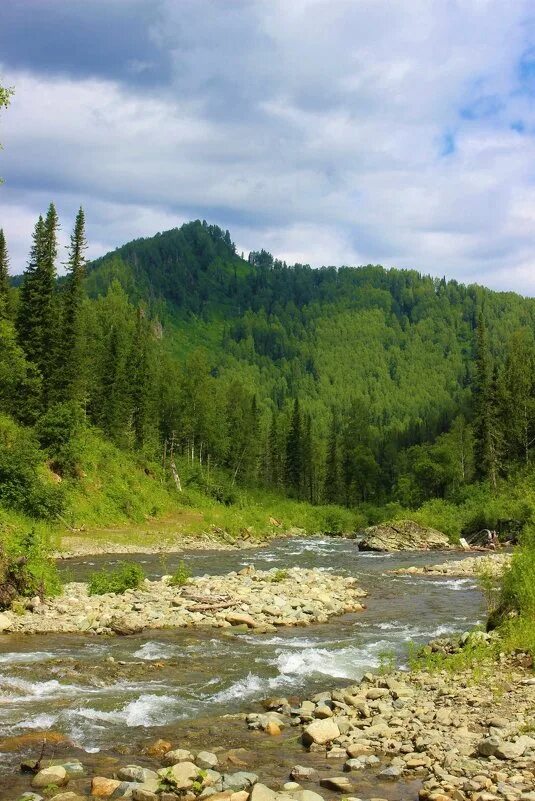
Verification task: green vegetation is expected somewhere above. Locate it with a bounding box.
[87,562,145,596]
[168,560,191,587]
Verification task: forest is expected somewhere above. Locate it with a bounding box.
[1,210,535,560]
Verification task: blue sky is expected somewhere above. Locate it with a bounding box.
[1,0,535,292]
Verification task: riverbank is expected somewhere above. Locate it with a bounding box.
[392,552,512,578]
[0,566,367,636]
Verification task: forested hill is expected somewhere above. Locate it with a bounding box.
[79,220,535,508]
[4,213,535,529]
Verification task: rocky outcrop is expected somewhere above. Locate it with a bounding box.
[393,552,512,577]
[1,566,367,635]
[358,520,452,551]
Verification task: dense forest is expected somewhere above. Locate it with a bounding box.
[1,211,535,547]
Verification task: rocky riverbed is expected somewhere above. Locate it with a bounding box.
[0,567,367,636]
[392,553,512,579]
[8,635,535,801]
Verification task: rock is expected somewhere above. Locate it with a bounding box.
[320,776,353,792]
[250,784,277,801]
[32,766,69,789]
[378,766,403,779]
[132,791,158,801]
[158,761,199,790]
[314,705,333,719]
[358,520,451,552]
[344,759,366,771]
[162,748,195,766]
[110,617,144,635]
[0,612,12,632]
[49,794,85,801]
[18,795,43,801]
[494,741,526,760]
[222,772,259,791]
[90,777,122,797]
[197,751,220,769]
[144,738,172,758]
[291,792,325,801]
[302,718,340,746]
[346,744,374,758]
[226,613,258,628]
[478,737,501,757]
[265,721,281,736]
[117,766,158,784]
[290,766,319,782]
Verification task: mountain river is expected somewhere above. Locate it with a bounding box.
[0,537,486,796]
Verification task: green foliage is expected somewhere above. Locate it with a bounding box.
[168,560,191,587]
[87,562,145,595]
[497,525,535,620]
[269,568,289,583]
[0,523,62,604]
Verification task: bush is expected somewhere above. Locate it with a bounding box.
[35,402,85,478]
[0,526,62,608]
[88,562,145,595]
[269,568,289,583]
[168,560,191,587]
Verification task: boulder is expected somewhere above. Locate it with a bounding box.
[158,761,198,790]
[49,794,85,801]
[222,772,258,791]
[302,718,340,746]
[250,784,277,801]
[32,766,69,789]
[162,748,195,766]
[494,741,526,760]
[196,751,219,769]
[320,776,353,792]
[290,792,325,801]
[144,738,172,758]
[477,736,501,757]
[117,766,158,784]
[358,520,451,552]
[0,612,12,632]
[132,790,158,801]
[90,777,122,797]
[225,613,259,628]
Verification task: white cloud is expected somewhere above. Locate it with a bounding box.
[1,0,535,293]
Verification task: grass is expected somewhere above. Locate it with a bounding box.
[168,560,191,587]
[87,562,145,595]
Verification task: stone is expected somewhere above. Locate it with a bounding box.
[346,744,374,758]
[196,752,219,770]
[132,791,158,801]
[249,784,277,801]
[291,792,325,801]
[226,613,258,628]
[0,612,12,632]
[158,761,199,790]
[265,721,281,736]
[222,772,259,791]
[320,776,353,792]
[117,766,158,784]
[358,520,451,552]
[290,766,319,782]
[32,766,69,789]
[162,748,195,766]
[378,766,403,780]
[314,705,333,719]
[49,795,84,801]
[478,737,501,757]
[90,777,122,797]
[302,718,340,746]
[144,738,172,758]
[18,795,43,801]
[494,741,526,760]
[344,759,366,771]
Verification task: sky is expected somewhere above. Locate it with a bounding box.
[1,0,535,293]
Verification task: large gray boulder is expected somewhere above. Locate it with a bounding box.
[358,520,451,552]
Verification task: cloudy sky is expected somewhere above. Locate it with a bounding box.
[1,0,535,292]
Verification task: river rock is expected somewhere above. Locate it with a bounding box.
[197,751,219,769]
[320,776,353,792]
[358,520,451,551]
[144,738,172,758]
[302,718,340,745]
[18,795,43,801]
[158,761,199,789]
[226,613,258,628]
[477,736,501,757]
[250,784,277,801]
[132,791,158,801]
[494,741,526,760]
[48,794,85,801]
[290,766,319,782]
[162,748,195,766]
[290,792,325,801]
[90,777,122,797]
[32,765,69,789]
[222,772,258,791]
[117,766,159,784]
[0,612,12,632]
[378,766,403,780]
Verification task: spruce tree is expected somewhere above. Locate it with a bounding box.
[324,412,342,504]
[0,229,10,317]
[473,313,500,488]
[17,215,46,366]
[61,207,87,401]
[285,398,303,497]
[131,307,152,450]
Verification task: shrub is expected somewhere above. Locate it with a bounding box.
[0,526,62,608]
[88,562,145,595]
[168,560,191,587]
[269,568,289,583]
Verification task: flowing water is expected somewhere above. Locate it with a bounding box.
[0,538,486,792]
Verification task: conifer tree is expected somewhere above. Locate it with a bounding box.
[473,313,500,488]
[0,229,11,317]
[285,398,303,497]
[324,412,342,504]
[131,307,152,450]
[61,207,87,401]
[17,215,46,366]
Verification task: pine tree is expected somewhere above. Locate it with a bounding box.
[131,307,153,450]
[285,398,303,497]
[473,313,500,488]
[0,229,10,316]
[61,207,87,401]
[324,411,342,504]
[17,215,46,366]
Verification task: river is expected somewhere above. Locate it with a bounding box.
[0,537,486,793]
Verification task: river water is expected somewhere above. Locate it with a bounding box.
[0,538,486,787]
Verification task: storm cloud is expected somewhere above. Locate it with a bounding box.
[1,0,535,292]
